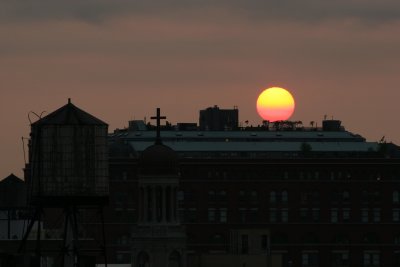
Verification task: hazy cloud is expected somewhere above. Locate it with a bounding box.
[1,0,400,178]
[1,0,400,24]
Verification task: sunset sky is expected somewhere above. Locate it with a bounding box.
[1,1,400,178]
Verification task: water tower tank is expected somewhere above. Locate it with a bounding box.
[29,99,108,205]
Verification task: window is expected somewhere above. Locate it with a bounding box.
[270,208,277,223]
[271,232,288,244]
[343,208,350,222]
[120,235,128,245]
[208,208,216,222]
[395,251,400,266]
[303,233,319,244]
[301,192,308,204]
[373,191,381,203]
[363,233,379,244]
[116,253,123,263]
[0,210,8,220]
[300,208,309,222]
[218,190,227,202]
[301,252,319,267]
[312,208,320,223]
[168,251,181,267]
[261,235,268,250]
[284,171,289,179]
[311,192,320,204]
[281,209,289,223]
[270,191,276,203]
[373,208,381,222]
[184,191,195,202]
[331,209,338,223]
[342,191,350,202]
[137,251,150,267]
[282,191,288,203]
[251,191,258,201]
[393,209,400,222]
[362,191,369,204]
[332,252,349,267]
[239,208,247,223]
[363,252,380,267]
[114,192,128,208]
[184,208,197,223]
[241,235,249,254]
[394,191,400,204]
[248,208,258,222]
[395,235,400,244]
[332,234,350,244]
[239,191,246,202]
[362,209,369,223]
[208,190,216,202]
[211,234,225,244]
[177,190,184,201]
[219,208,227,223]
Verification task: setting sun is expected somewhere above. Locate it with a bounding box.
[256,87,295,122]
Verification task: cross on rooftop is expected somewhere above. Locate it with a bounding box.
[151,108,167,144]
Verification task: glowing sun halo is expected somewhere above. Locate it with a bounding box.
[256,87,295,122]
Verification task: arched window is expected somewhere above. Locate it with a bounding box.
[137,251,150,267]
[168,250,181,267]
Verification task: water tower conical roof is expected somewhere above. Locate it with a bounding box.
[32,99,107,126]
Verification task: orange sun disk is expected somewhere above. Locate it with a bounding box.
[256,87,295,122]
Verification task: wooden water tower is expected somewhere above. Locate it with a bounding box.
[20,99,109,267]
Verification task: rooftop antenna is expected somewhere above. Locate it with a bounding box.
[28,111,46,124]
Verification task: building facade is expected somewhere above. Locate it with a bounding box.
[103,115,400,267]
[3,104,400,267]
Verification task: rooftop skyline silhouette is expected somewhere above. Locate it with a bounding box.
[1,1,400,178]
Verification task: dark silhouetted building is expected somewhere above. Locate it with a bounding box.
[105,114,400,267]
[3,104,400,267]
[199,105,239,131]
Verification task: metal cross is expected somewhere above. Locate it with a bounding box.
[151,108,166,143]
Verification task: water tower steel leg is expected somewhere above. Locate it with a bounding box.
[19,207,40,253]
[100,207,108,267]
[36,206,42,261]
[7,208,11,240]
[62,209,70,267]
[72,206,80,267]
